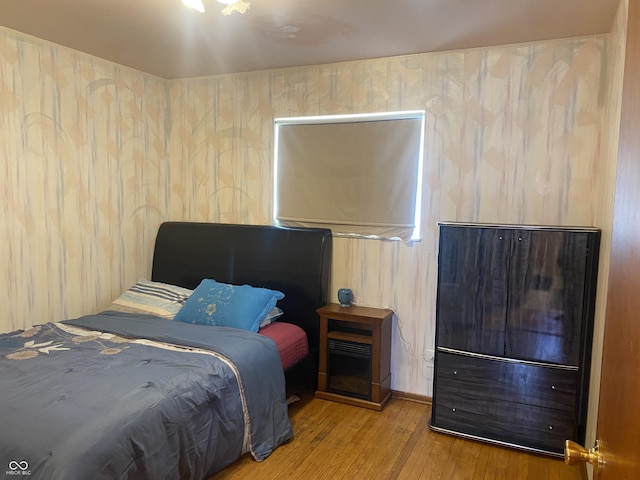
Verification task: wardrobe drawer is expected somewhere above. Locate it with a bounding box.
[432,389,575,454]
[435,351,577,411]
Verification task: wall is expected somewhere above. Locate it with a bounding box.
[0,29,171,333]
[0,23,621,398]
[169,37,617,396]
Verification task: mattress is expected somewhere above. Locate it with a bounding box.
[259,321,309,370]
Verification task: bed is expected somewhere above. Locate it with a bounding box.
[0,222,332,480]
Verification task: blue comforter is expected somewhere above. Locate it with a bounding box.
[0,312,293,479]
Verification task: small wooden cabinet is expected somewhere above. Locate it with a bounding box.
[315,304,393,410]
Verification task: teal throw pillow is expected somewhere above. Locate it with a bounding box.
[173,279,284,332]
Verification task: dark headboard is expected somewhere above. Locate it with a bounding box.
[151,222,332,377]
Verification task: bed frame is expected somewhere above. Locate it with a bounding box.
[151,221,332,386]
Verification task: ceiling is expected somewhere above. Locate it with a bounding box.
[0,0,620,80]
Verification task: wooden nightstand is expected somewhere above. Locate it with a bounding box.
[315,303,393,410]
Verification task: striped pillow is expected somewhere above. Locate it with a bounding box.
[109,279,193,319]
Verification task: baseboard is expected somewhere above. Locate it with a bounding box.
[391,389,432,405]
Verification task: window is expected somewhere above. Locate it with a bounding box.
[274,111,425,241]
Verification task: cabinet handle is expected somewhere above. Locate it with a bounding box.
[452,408,456,412]
[453,370,458,375]
[551,385,556,390]
[549,425,553,430]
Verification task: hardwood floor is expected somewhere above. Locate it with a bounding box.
[210,391,584,480]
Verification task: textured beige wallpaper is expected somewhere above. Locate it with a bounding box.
[0,30,170,332]
[1,26,619,397]
[169,38,615,395]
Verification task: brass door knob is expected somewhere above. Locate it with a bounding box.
[565,440,603,474]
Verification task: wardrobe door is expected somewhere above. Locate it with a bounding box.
[505,230,589,365]
[436,226,509,356]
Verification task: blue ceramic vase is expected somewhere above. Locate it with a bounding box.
[337,288,352,307]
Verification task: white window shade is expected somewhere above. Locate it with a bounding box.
[275,112,424,241]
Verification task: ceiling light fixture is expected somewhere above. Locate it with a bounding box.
[181,0,205,13]
[218,0,250,16]
[181,0,250,15]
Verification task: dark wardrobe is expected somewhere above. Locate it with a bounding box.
[428,222,600,456]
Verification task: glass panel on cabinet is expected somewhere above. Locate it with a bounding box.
[505,231,589,365]
[436,226,509,356]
